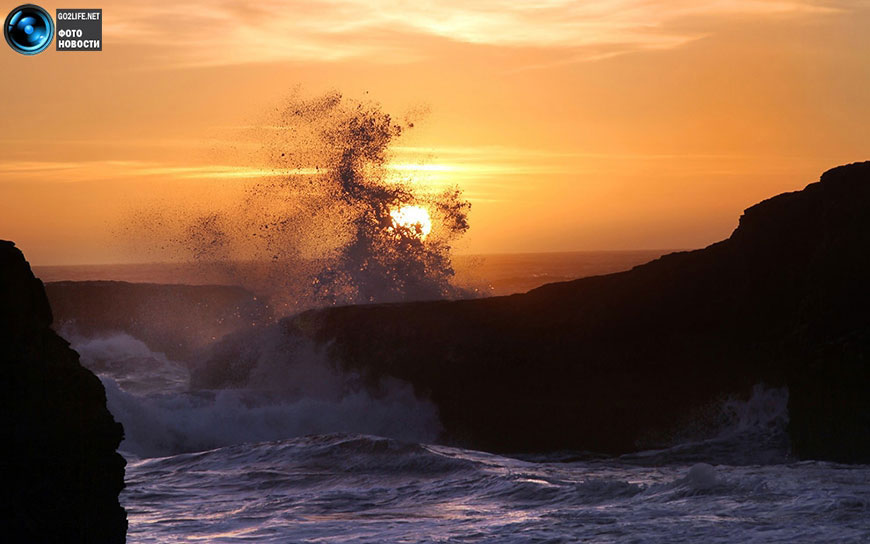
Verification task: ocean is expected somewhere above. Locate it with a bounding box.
[33,249,668,297]
[38,252,870,543]
[122,435,870,543]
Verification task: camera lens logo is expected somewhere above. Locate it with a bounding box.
[4,4,54,55]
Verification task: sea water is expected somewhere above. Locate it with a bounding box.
[48,252,870,543]
[121,436,870,543]
[65,325,870,544]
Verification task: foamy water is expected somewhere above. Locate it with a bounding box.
[123,435,870,543]
[70,332,440,458]
[66,330,870,543]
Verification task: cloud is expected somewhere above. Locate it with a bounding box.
[0,160,317,184]
[103,0,843,67]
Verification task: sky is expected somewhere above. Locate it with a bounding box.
[1,0,868,264]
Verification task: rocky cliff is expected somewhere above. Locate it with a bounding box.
[196,162,870,462]
[46,281,271,363]
[0,241,127,542]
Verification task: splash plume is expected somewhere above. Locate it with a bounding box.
[142,91,471,309]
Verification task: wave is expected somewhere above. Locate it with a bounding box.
[69,332,189,394]
[123,432,870,544]
[63,93,478,459]
[127,91,472,309]
[70,326,796,465]
[101,381,439,459]
[69,332,441,459]
[70,321,801,469]
[619,385,791,466]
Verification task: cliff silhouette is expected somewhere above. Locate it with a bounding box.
[237,162,870,461]
[0,242,127,542]
[47,281,271,362]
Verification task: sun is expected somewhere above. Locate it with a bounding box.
[389,205,432,240]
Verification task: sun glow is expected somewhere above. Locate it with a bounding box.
[390,205,433,240]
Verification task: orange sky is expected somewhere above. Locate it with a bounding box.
[1,0,868,264]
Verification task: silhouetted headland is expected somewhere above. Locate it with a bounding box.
[0,241,127,543]
[198,162,870,462]
[47,281,271,362]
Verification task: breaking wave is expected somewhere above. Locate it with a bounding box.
[70,331,441,459]
[130,91,471,310]
[620,384,791,465]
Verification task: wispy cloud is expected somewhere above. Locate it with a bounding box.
[0,160,317,183]
[104,0,843,67]
[0,150,548,203]
[0,143,840,204]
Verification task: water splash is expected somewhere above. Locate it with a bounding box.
[69,331,441,458]
[622,384,791,465]
[136,91,471,310]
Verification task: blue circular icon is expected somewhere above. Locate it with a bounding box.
[4,4,53,55]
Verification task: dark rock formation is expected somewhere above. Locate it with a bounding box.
[196,162,870,462]
[46,281,271,362]
[0,241,127,542]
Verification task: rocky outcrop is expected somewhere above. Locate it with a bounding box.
[196,162,870,462]
[46,281,271,362]
[0,241,127,542]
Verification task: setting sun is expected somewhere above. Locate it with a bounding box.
[390,205,433,240]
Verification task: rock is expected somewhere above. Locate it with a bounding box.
[0,241,127,542]
[46,281,271,363]
[194,162,870,461]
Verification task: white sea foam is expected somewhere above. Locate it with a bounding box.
[719,383,789,436]
[67,333,870,544]
[71,332,441,458]
[101,380,440,458]
[69,332,189,394]
[123,434,870,544]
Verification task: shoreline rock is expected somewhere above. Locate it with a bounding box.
[0,241,127,543]
[255,162,869,461]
